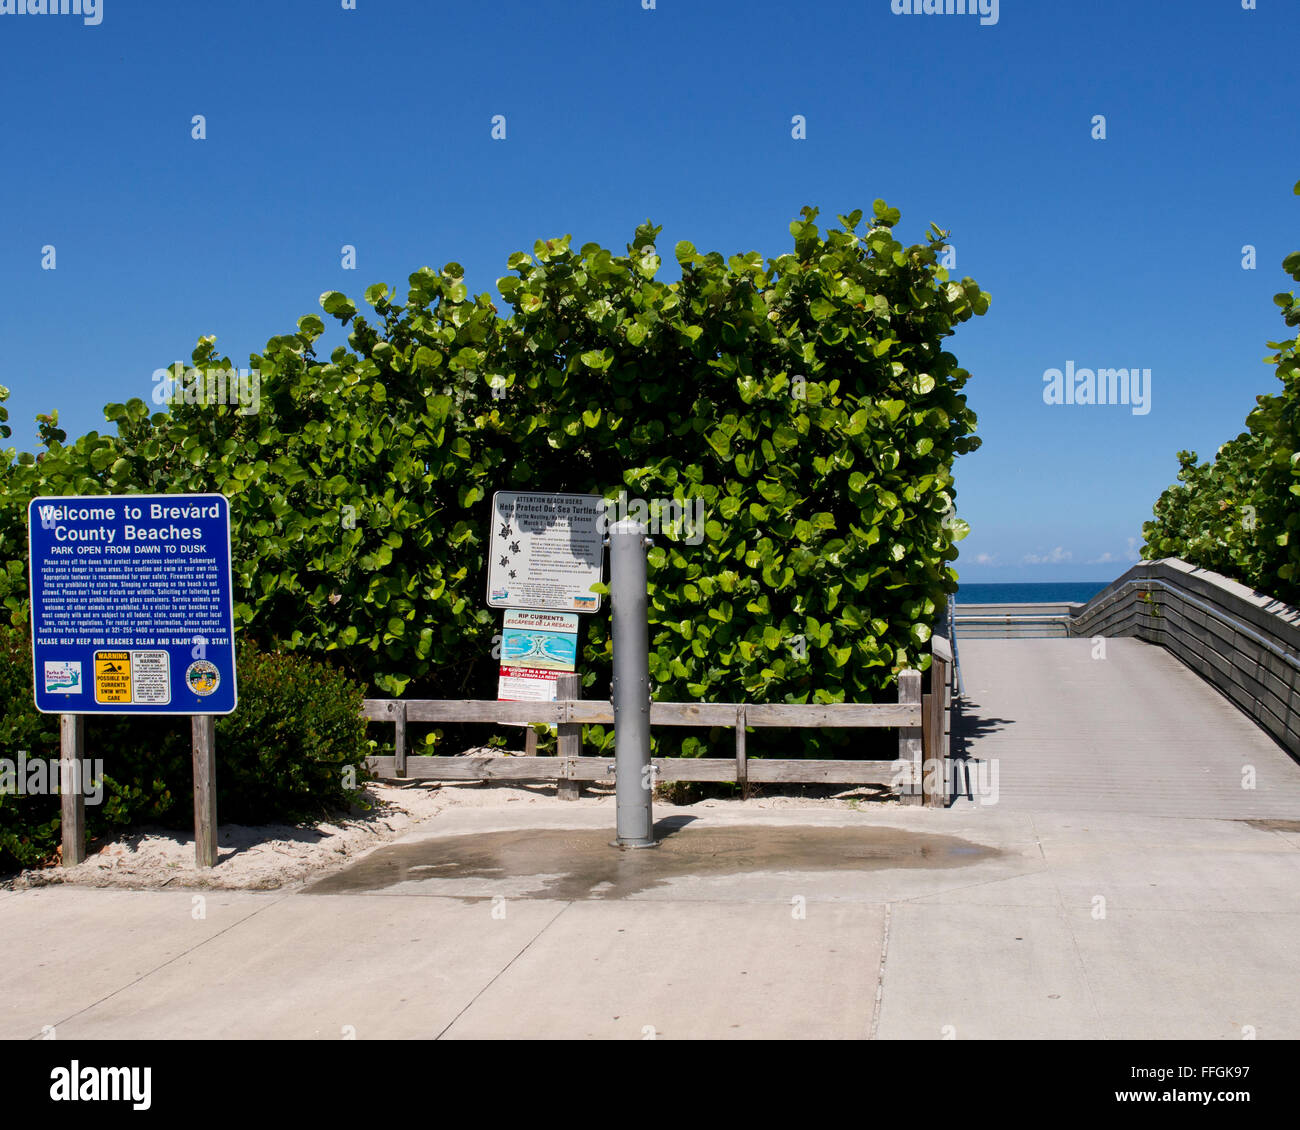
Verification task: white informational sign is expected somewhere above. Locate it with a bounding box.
[497,610,579,702]
[486,492,605,613]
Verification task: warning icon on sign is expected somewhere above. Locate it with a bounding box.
[94,651,132,704]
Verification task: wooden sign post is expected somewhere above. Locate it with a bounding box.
[192,715,218,868]
[59,713,86,866]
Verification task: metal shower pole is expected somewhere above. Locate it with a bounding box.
[608,517,656,848]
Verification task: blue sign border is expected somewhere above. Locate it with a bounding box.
[27,493,238,715]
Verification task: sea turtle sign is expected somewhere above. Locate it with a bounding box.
[485,491,605,613]
[27,494,238,715]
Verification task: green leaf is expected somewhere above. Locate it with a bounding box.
[320,291,357,319]
[413,346,443,371]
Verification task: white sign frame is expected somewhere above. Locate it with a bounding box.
[485,491,605,614]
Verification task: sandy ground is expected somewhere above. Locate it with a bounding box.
[4,749,899,892]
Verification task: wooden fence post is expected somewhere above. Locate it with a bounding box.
[192,715,218,869]
[389,700,407,778]
[922,690,934,796]
[925,639,952,808]
[898,669,922,805]
[735,705,748,799]
[556,673,582,801]
[59,714,85,867]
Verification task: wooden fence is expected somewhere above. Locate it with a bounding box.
[361,638,954,808]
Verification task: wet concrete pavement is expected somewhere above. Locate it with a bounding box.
[4,804,1298,1039]
[302,818,1000,900]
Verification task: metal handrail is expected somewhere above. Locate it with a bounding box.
[1072,576,1300,673]
[947,594,965,698]
[954,612,1074,621]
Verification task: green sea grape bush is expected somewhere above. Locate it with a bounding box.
[1141,438,1266,583]
[0,203,987,761]
[0,626,370,871]
[1144,183,1300,603]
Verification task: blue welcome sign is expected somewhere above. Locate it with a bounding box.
[27,494,238,715]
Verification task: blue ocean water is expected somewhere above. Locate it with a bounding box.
[956,581,1110,605]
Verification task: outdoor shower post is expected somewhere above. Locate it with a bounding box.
[608,518,656,848]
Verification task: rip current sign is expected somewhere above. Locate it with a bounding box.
[497,609,579,702]
[28,494,238,715]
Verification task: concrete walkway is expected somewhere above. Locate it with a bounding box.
[4,803,1298,1040]
[953,638,1300,817]
[4,636,1298,1040]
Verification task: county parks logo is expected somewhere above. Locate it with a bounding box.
[185,660,220,696]
[43,661,82,694]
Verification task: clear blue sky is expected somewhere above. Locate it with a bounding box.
[2,0,1296,583]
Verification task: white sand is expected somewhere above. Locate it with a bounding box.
[6,748,898,891]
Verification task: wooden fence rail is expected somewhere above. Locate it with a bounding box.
[362,640,953,804]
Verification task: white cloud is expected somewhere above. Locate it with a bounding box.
[974,553,999,565]
[1085,539,1142,567]
[1023,547,1072,565]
